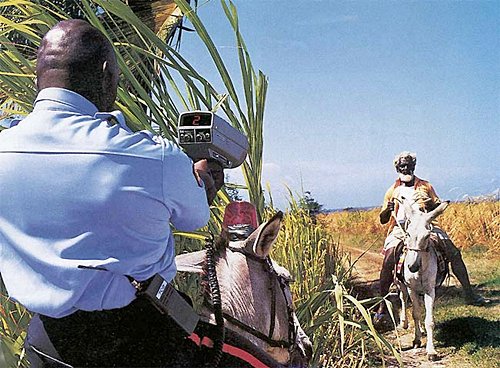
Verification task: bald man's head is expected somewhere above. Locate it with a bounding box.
[37,19,119,111]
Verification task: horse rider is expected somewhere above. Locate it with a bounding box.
[374,151,489,322]
[0,19,225,366]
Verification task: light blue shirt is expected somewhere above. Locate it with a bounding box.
[0,88,210,318]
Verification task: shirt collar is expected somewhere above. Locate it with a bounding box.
[33,87,98,116]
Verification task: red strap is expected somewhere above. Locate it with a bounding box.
[188,333,270,368]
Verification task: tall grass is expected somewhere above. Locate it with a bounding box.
[0,277,30,367]
[440,201,500,253]
[319,208,383,238]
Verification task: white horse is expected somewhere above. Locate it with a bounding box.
[395,198,449,361]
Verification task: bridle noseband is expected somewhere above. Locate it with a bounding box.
[405,244,430,253]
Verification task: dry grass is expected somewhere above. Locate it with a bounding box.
[318,200,499,255]
[318,208,383,238]
[440,201,500,253]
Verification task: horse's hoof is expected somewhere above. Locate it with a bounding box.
[397,323,408,330]
[428,353,439,361]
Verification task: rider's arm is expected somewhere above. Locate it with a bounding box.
[162,145,212,231]
[379,187,395,224]
[423,182,441,212]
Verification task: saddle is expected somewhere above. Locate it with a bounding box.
[431,234,449,288]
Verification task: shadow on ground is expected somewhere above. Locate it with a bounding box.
[436,317,500,349]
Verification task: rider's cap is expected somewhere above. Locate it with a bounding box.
[222,201,258,240]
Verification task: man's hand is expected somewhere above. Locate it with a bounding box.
[379,201,394,224]
[193,159,224,205]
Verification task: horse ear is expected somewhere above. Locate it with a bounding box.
[426,201,449,224]
[175,250,207,274]
[401,196,417,217]
[252,211,283,258]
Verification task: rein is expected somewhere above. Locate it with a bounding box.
[406,246,429,253]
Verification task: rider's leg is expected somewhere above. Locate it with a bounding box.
[377,247,397,315]
[443,238,489,305]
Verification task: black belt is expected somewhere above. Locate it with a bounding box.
[75,266,200,335]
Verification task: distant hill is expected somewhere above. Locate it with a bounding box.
[322,206,378,214]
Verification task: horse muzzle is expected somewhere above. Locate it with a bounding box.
[289,349,312,368]
[288,329,313,367]
[408,258,421,273]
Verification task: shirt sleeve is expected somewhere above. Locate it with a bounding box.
[425,182,441,210]
[380,185,394,213]
[161,141,210,231]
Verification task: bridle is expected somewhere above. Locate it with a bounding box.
[394,197,433,253]
[405,240,430,253]
[397,218,430,253]
[204,236,298,359]
[403,227,432,253]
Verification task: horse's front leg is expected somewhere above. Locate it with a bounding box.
[410,289,422,348]
[424,290,438,360]
[398,282,409,329]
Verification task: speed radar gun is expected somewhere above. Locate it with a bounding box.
[178,111,249,168]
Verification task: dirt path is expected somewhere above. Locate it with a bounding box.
[342,243,383,283]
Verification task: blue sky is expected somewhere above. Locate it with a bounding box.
[179,0,499,210]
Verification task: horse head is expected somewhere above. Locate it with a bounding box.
[401,197,449,273]
[176,211,313,367]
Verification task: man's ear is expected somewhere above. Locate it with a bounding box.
[100,60,118,111]
[102,60,112,88]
